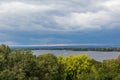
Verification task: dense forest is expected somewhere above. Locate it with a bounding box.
[0,44,120,80]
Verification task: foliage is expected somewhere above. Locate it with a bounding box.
[60,54,93,80]
[0,44,120,80]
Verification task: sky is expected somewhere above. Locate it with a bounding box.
[0,0,120,46]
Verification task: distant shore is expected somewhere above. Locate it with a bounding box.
[11,47,120,52]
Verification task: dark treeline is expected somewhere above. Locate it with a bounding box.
[14,47,120,52]
[0,44,120,80]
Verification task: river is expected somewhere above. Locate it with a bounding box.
[32,50,120,61]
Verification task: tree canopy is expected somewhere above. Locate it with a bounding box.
[0,44,120,80]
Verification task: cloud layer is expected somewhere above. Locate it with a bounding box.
[0,0,120,32]
[0,0,120,45]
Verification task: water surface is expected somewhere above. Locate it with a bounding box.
[33,50,120,61]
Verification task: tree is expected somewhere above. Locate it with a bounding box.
[61,54,94,80]
[22,50,38,79]
[98,59,120,80]
[0,69,16,80]
[0,44,11,58]
[0,44,11,69]
[37,53,60,80]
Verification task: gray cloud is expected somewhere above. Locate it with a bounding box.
[0,0,119,32]
[54,0,120,31]
[0,0,120,45]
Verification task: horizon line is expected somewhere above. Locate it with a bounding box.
[8,43,109,47]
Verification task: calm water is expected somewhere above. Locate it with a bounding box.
[32,50,120,61]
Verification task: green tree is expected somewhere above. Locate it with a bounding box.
[0,45,11,69]
[37,53,60,80]
[0,70,17,80]
[61,54,94,80]
[98,59,120,80]
[0,44,11,59]
[22,51,38,79]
